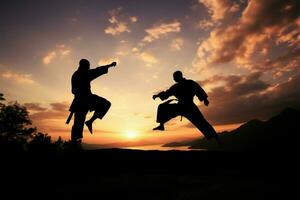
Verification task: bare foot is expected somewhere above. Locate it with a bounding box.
[85,121,93,134]
[152,124,165,131]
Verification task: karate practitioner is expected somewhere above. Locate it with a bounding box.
[152,71,221,145]
[67,59,116,145]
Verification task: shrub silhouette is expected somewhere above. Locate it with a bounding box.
[0,93,75,153]
[0,93,36,151]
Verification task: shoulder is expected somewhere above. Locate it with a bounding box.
[170,83,178,90]
[186,79,198,86]
[72,70,79,79]
[88,68,95,73]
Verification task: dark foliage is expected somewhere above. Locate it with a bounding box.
[0,93,75,152]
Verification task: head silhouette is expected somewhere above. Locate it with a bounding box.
[78,59,90,71]
[173,71,184,83]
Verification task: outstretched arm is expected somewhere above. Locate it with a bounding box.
[152,85,175,101]
[97,62,117,69]
[89,62,117,81]
[194,81,209,106]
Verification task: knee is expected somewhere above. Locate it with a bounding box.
[107,101,111,108]
[103,101,111,111]
[158,103,165,110]
[157,104,161,110]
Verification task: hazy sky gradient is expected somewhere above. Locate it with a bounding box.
[1,0,299,146]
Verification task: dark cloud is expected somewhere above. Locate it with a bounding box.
[195,0,300,66]
[24,103,47,112]
[199,0,240,22]
[50,102,69,111]
[30,110,68,121]
[190,0,300,125]
[199,72,269,96]
[252,48,300,76]
[198,71,300,124]
[29,102,70,122]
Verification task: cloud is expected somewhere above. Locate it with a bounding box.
[198,19,215,30]
[199,0,240,22]
[50,102,69,111]
[42,44,71,65]
[194,0,300,67]
[139,52,158,65]
[197,71,300,124]
[130,16,138,23]
[24,103,47,112]
[201,71,270,97]
[98,57,120,66]
[131,47,139,53]
[142,21,181,43]
[43,51,56,64]
[193,1,300,126]
[276,18,300,48]
[191,0,300,127]
[251,48,300,77]
[104,8,137,36]
[60,49,71,56]
[1,70,34,84]
[30,110,67,121]
[22,101,72,136]
[29,101,69,122]
[104,22,130,36]
[170,38,184,51]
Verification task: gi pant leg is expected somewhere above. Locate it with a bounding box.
[71,110,88,141]
[184,105,217,140]
[90,95,111,119]
[156,103,181,124]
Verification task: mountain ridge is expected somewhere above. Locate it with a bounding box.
[163,107,300,152]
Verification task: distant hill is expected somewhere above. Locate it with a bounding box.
[163,108,300,152]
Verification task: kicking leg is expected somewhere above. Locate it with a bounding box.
[153,103,179,131]
[85,97,111,134]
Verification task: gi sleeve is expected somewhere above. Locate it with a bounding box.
[157,85,176,101]
[194,81,208,101]
[88,66,109,81]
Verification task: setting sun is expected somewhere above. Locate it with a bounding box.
[126,131,138,139]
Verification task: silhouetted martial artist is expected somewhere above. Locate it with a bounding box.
[67,59,116,144]
[152,71,221,144]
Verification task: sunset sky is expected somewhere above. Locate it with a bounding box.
[1,0,299,146]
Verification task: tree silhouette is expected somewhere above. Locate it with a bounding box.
[27,133,71,152]
[27,132,52,152]
[0,93,36,151]
[0,93,77,152]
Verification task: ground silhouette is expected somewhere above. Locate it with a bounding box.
[0,97,299,199]
[164,107,300,152]
[1,147,299,199]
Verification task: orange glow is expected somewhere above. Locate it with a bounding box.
[125,130,138,139]
[2,0,297,149]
